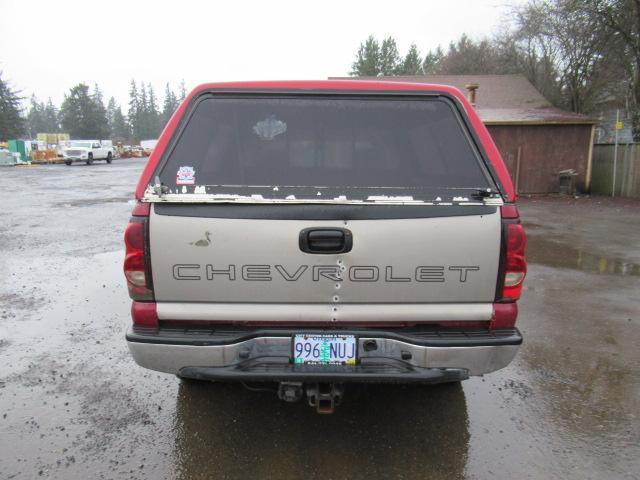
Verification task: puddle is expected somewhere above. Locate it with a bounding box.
[526,235,640,276]
[54,196,131,208]
[522,222,543,230]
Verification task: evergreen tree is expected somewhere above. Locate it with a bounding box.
[106,96,117,137]
[139,82,149,138]
[28,96,59,134]
[127,80,140,140]
[91,84,109,139]
[59,83,107,139]
[0,72,25,140]
[111,106,129,140]
[147,83,160,138]
[422,46,444,74]
[351,36,428,76]
[399,44,423,75]
[178,80,186,102]
[351,35,381,76]
[379,37,401,75]
[27,95,46,136]
[162,83,178,128]
[43,98,59,132]
[139,82,148,115]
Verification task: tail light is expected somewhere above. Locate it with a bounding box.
[491,205,527,329]
[503,224,527,298]
[497,205,527,302]
[123,203,154,302]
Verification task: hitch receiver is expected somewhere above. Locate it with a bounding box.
[306,383,344,414]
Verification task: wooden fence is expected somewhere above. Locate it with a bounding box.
[591,143,640,198]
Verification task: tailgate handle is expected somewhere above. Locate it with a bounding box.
[299,228,353,254]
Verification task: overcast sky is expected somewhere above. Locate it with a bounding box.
[1,0,518,109]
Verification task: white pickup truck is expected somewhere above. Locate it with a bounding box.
[62,140,113,165]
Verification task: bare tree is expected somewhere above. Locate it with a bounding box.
[510,0,615,113]
[435,35,508,74]
[589,0,640,139]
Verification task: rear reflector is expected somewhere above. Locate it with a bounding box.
[131,202,150,217]
[131,301,159,327]
[491,303,518,329]
[124,221,144,251]
[500,205,519,219]
[506,223,526,253]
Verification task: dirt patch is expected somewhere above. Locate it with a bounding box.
[0,293,47,318]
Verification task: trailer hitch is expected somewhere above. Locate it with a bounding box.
[277,382,304,403]
[306,383,344,414]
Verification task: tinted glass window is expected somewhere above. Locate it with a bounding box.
[157,96,491,197]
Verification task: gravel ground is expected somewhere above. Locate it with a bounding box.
[0,159,638,479]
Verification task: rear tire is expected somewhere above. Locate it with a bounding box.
[64,160,72,166]
[106,152,113,164]
[86,153,93,165]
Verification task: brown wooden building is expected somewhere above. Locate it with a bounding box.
[332,75,598,194]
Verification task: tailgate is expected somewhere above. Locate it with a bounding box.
[149,205,501,323]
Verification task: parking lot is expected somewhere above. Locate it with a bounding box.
[0,158,638,479]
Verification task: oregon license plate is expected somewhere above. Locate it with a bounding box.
[292,334,357,365]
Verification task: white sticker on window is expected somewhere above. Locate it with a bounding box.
[253,115,287,140]
[176,166,195,185]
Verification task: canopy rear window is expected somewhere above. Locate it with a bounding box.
[155,95,494,201]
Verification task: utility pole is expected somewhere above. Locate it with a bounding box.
[612,109,619,197]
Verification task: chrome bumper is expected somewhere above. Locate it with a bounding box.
[127,328,520,379]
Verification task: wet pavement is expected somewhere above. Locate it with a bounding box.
[0,160,639,479]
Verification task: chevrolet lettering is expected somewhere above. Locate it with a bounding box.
[171,264,481,283]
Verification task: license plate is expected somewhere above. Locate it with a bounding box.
[292,334,357,365]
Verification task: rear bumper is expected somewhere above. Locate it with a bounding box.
[126,326,522,383]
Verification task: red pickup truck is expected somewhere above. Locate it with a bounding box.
[123,80,526,413]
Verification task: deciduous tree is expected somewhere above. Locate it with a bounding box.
[590,0,640,139]
[512,0,613,113]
